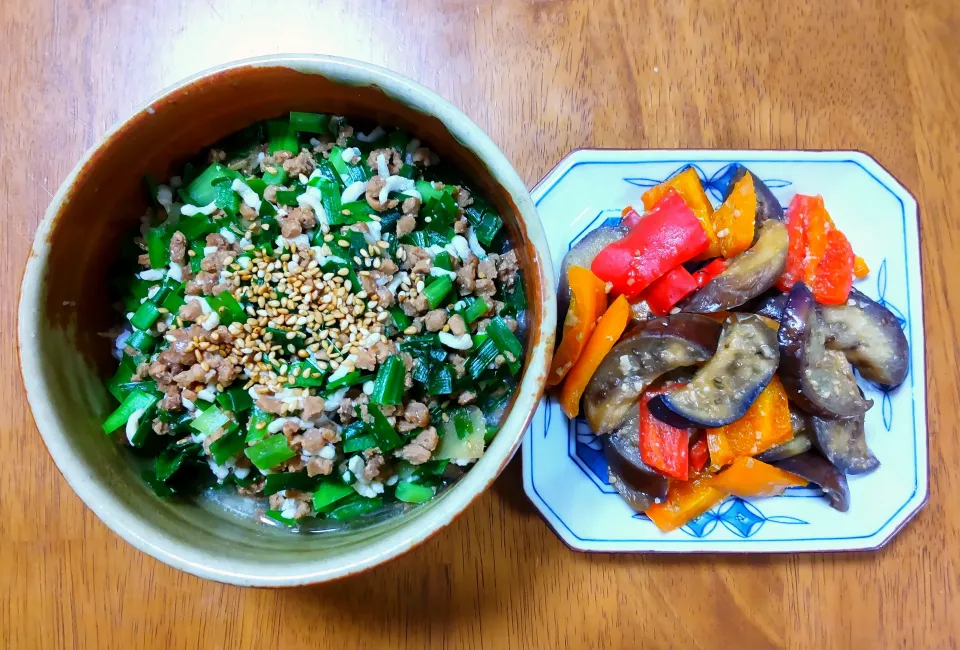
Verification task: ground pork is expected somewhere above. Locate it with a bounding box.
[282,151,315,177]
[360,273,378,295]
[169,231,187,264]
[365,176,399,211]
[400,293,429,317]
[379,258,399,276]
[478,253,498,280]
[185,271,218,296]
[307,458,334,477]
[178,300,204,323]
[402,196,421,216]
[301,397,326,423]
[454,217,469,234]
[411,148,438,167]
[475,278,497,298]
[158,385,182,411]
[367,148,402,176]
[498,250,520,286]
[400,427,439,465]
[279,207,317,239]
[447,314,467,336]
[396,214,417,237]
[354,347,377,371]
[152,418,170,435]
[371,339,397,364]
[457,390,477,405]
[375,287,394,308]
[424,309,448,332]
[363,454,385,480]
[263,185,278,203]
[455,186,473,207]
[256,395,285,415]
[457,255,478,295]
[400,245,431,273]
[448,353,467,378]
[396,401,430,434]
[335,125,354,148]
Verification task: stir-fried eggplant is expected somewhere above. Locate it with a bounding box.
[811,414,880,475]
[756,408,813,462]
[717,164,786,236]
[583,315,722,433]
[648,315,779,428]
[774,452,851,512]
[557,225,628,325]
[678,220,788,313]
[743,290,787,321]
[820,288,909,388]
[778,283,873,418]
[603,409,670,512]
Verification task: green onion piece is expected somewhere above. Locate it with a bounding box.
[329,146,371,185]
[214,182,240,217]
[487,317,523,375]
[313,481,355,513]
[341,434,378,454]
[314,158,344,190]
[464,297,489,324]
[245,407,275,443]
[464,196,503,246]
[263,470,321,496]
[388,129,410,152]
[187,163,241,205]
[244,434,296,471]
[179,214,217,241]
[326,370,372,393]
[390,306,412,331]
[367,405,403,451]
[395,481,436,504]
[115,381,157,401]
[189,405,230,436]
[262,167,288,186]
[146,228,170,269]
[209,426,246,466]
[327,115,349,137]
[291,360,327,387]
[267,119,298,154]
[316,178,343,226]
[328,496,382,521]
[370,356,405,406]
[398,164,416,179]
[290,111,330,134]
[216,387,253,413]
[152,276,182,305]
[102,389,158,434]
[433,252,452,271]
[130,300,161,331]
[466,338,499,379]
[107,358,137,402]
[424,193,459,231]
[453,408,476,440]
[484,425,500,444]
[423,276,453,309]
[415,179,443,203]
[502,277,527,316]
[209,291,246,325]
[142,469,176,497]
[274,188,302,207]
[427,364,454,396]
[126,329,156,354]
[265,327,305,351]
[264,510,298,527]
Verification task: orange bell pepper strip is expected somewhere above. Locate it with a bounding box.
[641,167,721,259]
[711,457,808,498]
[689,436,709,474]
[853,256,870,278]
[558,295,630,419]
[809,229,855,305]
[705,376,793,469]
[548,266,608,387]
[645,475,725,532]
[711,173,756,258]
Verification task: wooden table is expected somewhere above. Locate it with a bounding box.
[2,0,958,647]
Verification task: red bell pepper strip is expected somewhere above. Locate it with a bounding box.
[639,390,691,480]
[621,206,643,229]
[692,258,726,288]
[645,266,699,316]
[591,188,709,300]
[775,194,812,292]
[689,436,709,474]
[808,229,855,305]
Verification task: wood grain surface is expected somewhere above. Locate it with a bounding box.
[2,0,958,647]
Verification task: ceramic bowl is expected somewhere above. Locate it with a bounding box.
[18,54,555,586]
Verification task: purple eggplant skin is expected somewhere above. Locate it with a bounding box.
[557,225,629,327]
[716,164,786,235]
[648,314,779,428]
[678,219,788,313]
[774,452,851,512]
[604,409,670,512]
[756,408,813,462]
[743,290,787,321]
[778,282,874,418]
[583,314,723,433]
[811,414,880,475]
[820,288,909,388]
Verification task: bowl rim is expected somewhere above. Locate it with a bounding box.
[18,53,556,586]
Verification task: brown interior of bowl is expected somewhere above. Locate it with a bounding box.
[25,59,551,579]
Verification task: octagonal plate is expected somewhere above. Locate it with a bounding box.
[522,149,927,552]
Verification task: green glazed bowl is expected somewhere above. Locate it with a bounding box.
[18,54,555,586]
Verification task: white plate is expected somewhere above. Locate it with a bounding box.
[522,149,927,553]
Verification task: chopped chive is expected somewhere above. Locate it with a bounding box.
[487,317,523,375]
[216,387,253,413]
[267,119,298,154]
[190,405,230,436]
[244,434,296,471]
[423,276,453,309]
[328,496,382,521]
[102,389,158,434]
[370,356,405,406]
[130,300,161,331]
[395,481,436,504]
[367,404,403,451]
[313,481,355,513]
[290,111,330,134]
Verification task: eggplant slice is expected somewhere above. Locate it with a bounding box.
[716,164,786,237]
[811,414,880,475]
[678,220,788,313]
[743,290,787,321]
[557,225,628,326]
[774,452,851,512]
[648,314,779,428]
[778,282,873,418]
[756,408,813,462]
[604,408,670,512]
[583,314,723,433]
[820,288,909,388]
